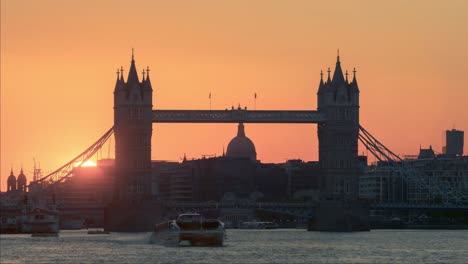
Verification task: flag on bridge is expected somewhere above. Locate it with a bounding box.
[209,92,211,99]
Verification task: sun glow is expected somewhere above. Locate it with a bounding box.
[74,160,97,167]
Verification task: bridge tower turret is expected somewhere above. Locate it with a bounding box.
[317,53,360,201]
[113,51,153,203]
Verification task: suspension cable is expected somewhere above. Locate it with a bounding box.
[359,125,466,204]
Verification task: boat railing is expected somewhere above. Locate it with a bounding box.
[155,221,179,232]
[176,219,222,231]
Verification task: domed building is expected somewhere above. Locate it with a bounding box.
[7,169,16,192]
[17,168,27,192]
[226,123,257,161]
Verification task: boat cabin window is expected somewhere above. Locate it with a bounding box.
[35,215,45,220]
[177,214,203,221]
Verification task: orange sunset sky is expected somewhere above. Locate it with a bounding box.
[1,0,467,191]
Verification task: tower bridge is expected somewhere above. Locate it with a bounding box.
[7,51,464,232]
[108,51,364,231]
[114,52,359,207]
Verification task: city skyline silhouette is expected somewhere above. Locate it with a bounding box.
[1,0,467,190]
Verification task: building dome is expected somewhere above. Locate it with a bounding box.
[226,123,257,161]
[7,170,17,192]
[17,169,27,192]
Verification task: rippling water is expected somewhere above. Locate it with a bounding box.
[1,229,467,263]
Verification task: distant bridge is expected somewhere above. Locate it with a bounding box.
[165,202,316,219]
[164,201,468,219]
[371,203,468,211]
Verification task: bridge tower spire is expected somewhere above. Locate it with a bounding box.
[113,50,153,205]
[317,53,360,201]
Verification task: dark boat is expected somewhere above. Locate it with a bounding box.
[151,213,225,246]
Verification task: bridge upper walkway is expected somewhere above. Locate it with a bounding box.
[152,109,325,123]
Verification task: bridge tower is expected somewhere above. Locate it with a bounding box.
[317,53,360,200]
[113,51,153,203]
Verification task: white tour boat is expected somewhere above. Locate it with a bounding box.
[0,216,19,234]
[22,207,59,236]
[151,213,225,246]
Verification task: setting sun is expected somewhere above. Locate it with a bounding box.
[74,160,97,167]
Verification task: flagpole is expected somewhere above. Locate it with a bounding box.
[254,92,257,110]
[209,92,212,111]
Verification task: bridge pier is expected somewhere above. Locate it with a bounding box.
[308,200,370,231]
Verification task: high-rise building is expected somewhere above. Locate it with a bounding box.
[56,160,115,227]
[446,129,464,157]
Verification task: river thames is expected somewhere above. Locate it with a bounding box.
[1,229,467,263]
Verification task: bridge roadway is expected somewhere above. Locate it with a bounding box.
[370,203,468,211]
[166,201,316,210]
[165,202,468,214]
[152,109,325,123]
